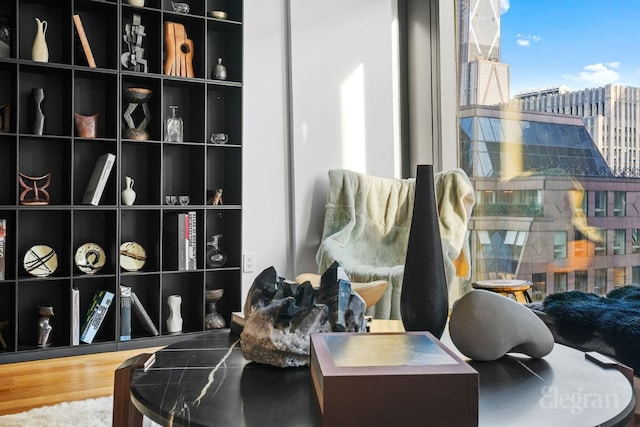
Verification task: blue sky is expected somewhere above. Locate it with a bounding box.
[499,0,640,95]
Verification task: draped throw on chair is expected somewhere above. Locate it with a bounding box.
[316,168,475,320]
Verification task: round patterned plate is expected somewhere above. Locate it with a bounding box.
[120,241,146,272]
[74,243,106,274]
[24,245,58,277]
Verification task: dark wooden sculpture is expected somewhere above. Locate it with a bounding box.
[19,172,51,205]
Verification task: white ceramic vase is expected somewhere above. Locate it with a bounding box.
[32,18,48,62]
[166,295,183,333]
[121,176,136,205]
[127,0,145,6]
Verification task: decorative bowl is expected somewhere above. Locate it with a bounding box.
[209,10,227,19]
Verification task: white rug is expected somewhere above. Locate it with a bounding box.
[0,396,113,427]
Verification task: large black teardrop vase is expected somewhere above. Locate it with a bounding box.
[400,164,448,338]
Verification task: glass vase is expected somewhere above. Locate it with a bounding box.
[164,105,183,142]
[206,234,228,268]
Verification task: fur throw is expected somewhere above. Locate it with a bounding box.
[543,286,640,372]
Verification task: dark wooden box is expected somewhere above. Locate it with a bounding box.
[310,332,478,427]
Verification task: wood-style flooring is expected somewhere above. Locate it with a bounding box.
[0,347,163,416]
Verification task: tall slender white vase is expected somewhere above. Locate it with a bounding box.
[32,18,48,62]
[166,295,183,333]
[121,176,136,205]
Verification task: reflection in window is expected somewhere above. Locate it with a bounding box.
[633,266,640,285]
[613,267,626,288]
[554,273,567,293]
[614,191,626,217]
[594,191,607,217]
[594,268,608,295]
[531,273,546,301]
[553,232,567,259]
[614,229,626,255]
[633,229,640,254]
[594,229,607,256]
[575,270,588,292]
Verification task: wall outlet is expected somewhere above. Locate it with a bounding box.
[243,253,255,273]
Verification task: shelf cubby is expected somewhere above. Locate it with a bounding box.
[0,0,242,363]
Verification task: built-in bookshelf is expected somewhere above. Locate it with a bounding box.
[0,0,242,363]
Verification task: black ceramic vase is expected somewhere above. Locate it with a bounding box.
[32,87,45,135]
[400,164,448,338]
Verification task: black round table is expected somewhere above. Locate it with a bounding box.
[130,329,635,426]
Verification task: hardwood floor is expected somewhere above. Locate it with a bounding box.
[0,347,163,416]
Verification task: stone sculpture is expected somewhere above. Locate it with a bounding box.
[240,262,367,367]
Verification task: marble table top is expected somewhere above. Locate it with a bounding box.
[131,329,635,427]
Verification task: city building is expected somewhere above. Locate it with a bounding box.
[460,105,640,298]
[457,0,510,107]
[515,84,640,174]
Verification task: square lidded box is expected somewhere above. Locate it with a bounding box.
[310,331,478,427]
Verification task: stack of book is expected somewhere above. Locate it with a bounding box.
[178,211,196,270]
[80,290,114,344]
[120,285,159,337]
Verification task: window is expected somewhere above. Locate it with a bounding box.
[553,231,567,259]
[633,266,640,285]
[574,270,588,292]
[633,229,640,254]
[614,191,626,217]
[594,269,608,296]
[594,191,607,217]
[554,273,567,293]
[613,267,626,288]
[594,229,607,256]
[454,1,639,301]
[613,229,626,255]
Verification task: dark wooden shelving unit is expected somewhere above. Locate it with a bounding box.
[0,0,242,363]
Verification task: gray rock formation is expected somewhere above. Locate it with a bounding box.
[240,263,367,367]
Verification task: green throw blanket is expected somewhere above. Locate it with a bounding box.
[316,168,475,320]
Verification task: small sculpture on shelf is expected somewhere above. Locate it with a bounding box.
[210,133,228,144]
[31,87,45,135]
[206,234,227,268]
[31,18,48,63]
[121,14,147,73]
[210,188,224,205]
[164,22,194,77]
[0,103,9,132]
[212,58,227,80]
[166,294,183,333]
[18,172,50,205]
[74,112,99,138]
[123,87,152,140]
[164,105,183,142]
[171,1,190,13]
[37,305,54,348]
[121,176,136,205]
[205,289,226,329]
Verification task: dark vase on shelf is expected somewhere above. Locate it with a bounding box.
[32,87,45,135]
[400,164,448,338]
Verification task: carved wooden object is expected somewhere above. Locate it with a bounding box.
[164,22,194,78]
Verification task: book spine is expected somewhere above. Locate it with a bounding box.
[188,211,196,270]
[120,286,132,341]
[178,213,187,270]
[130,291,159,336]
[72,14,96,68]
[81,153,115,206]
[0,219,5,281]
[80,290,114,344]
[72,287,80,345]
[90,154,115,206]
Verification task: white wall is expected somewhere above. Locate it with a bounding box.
[242,0,400,303]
